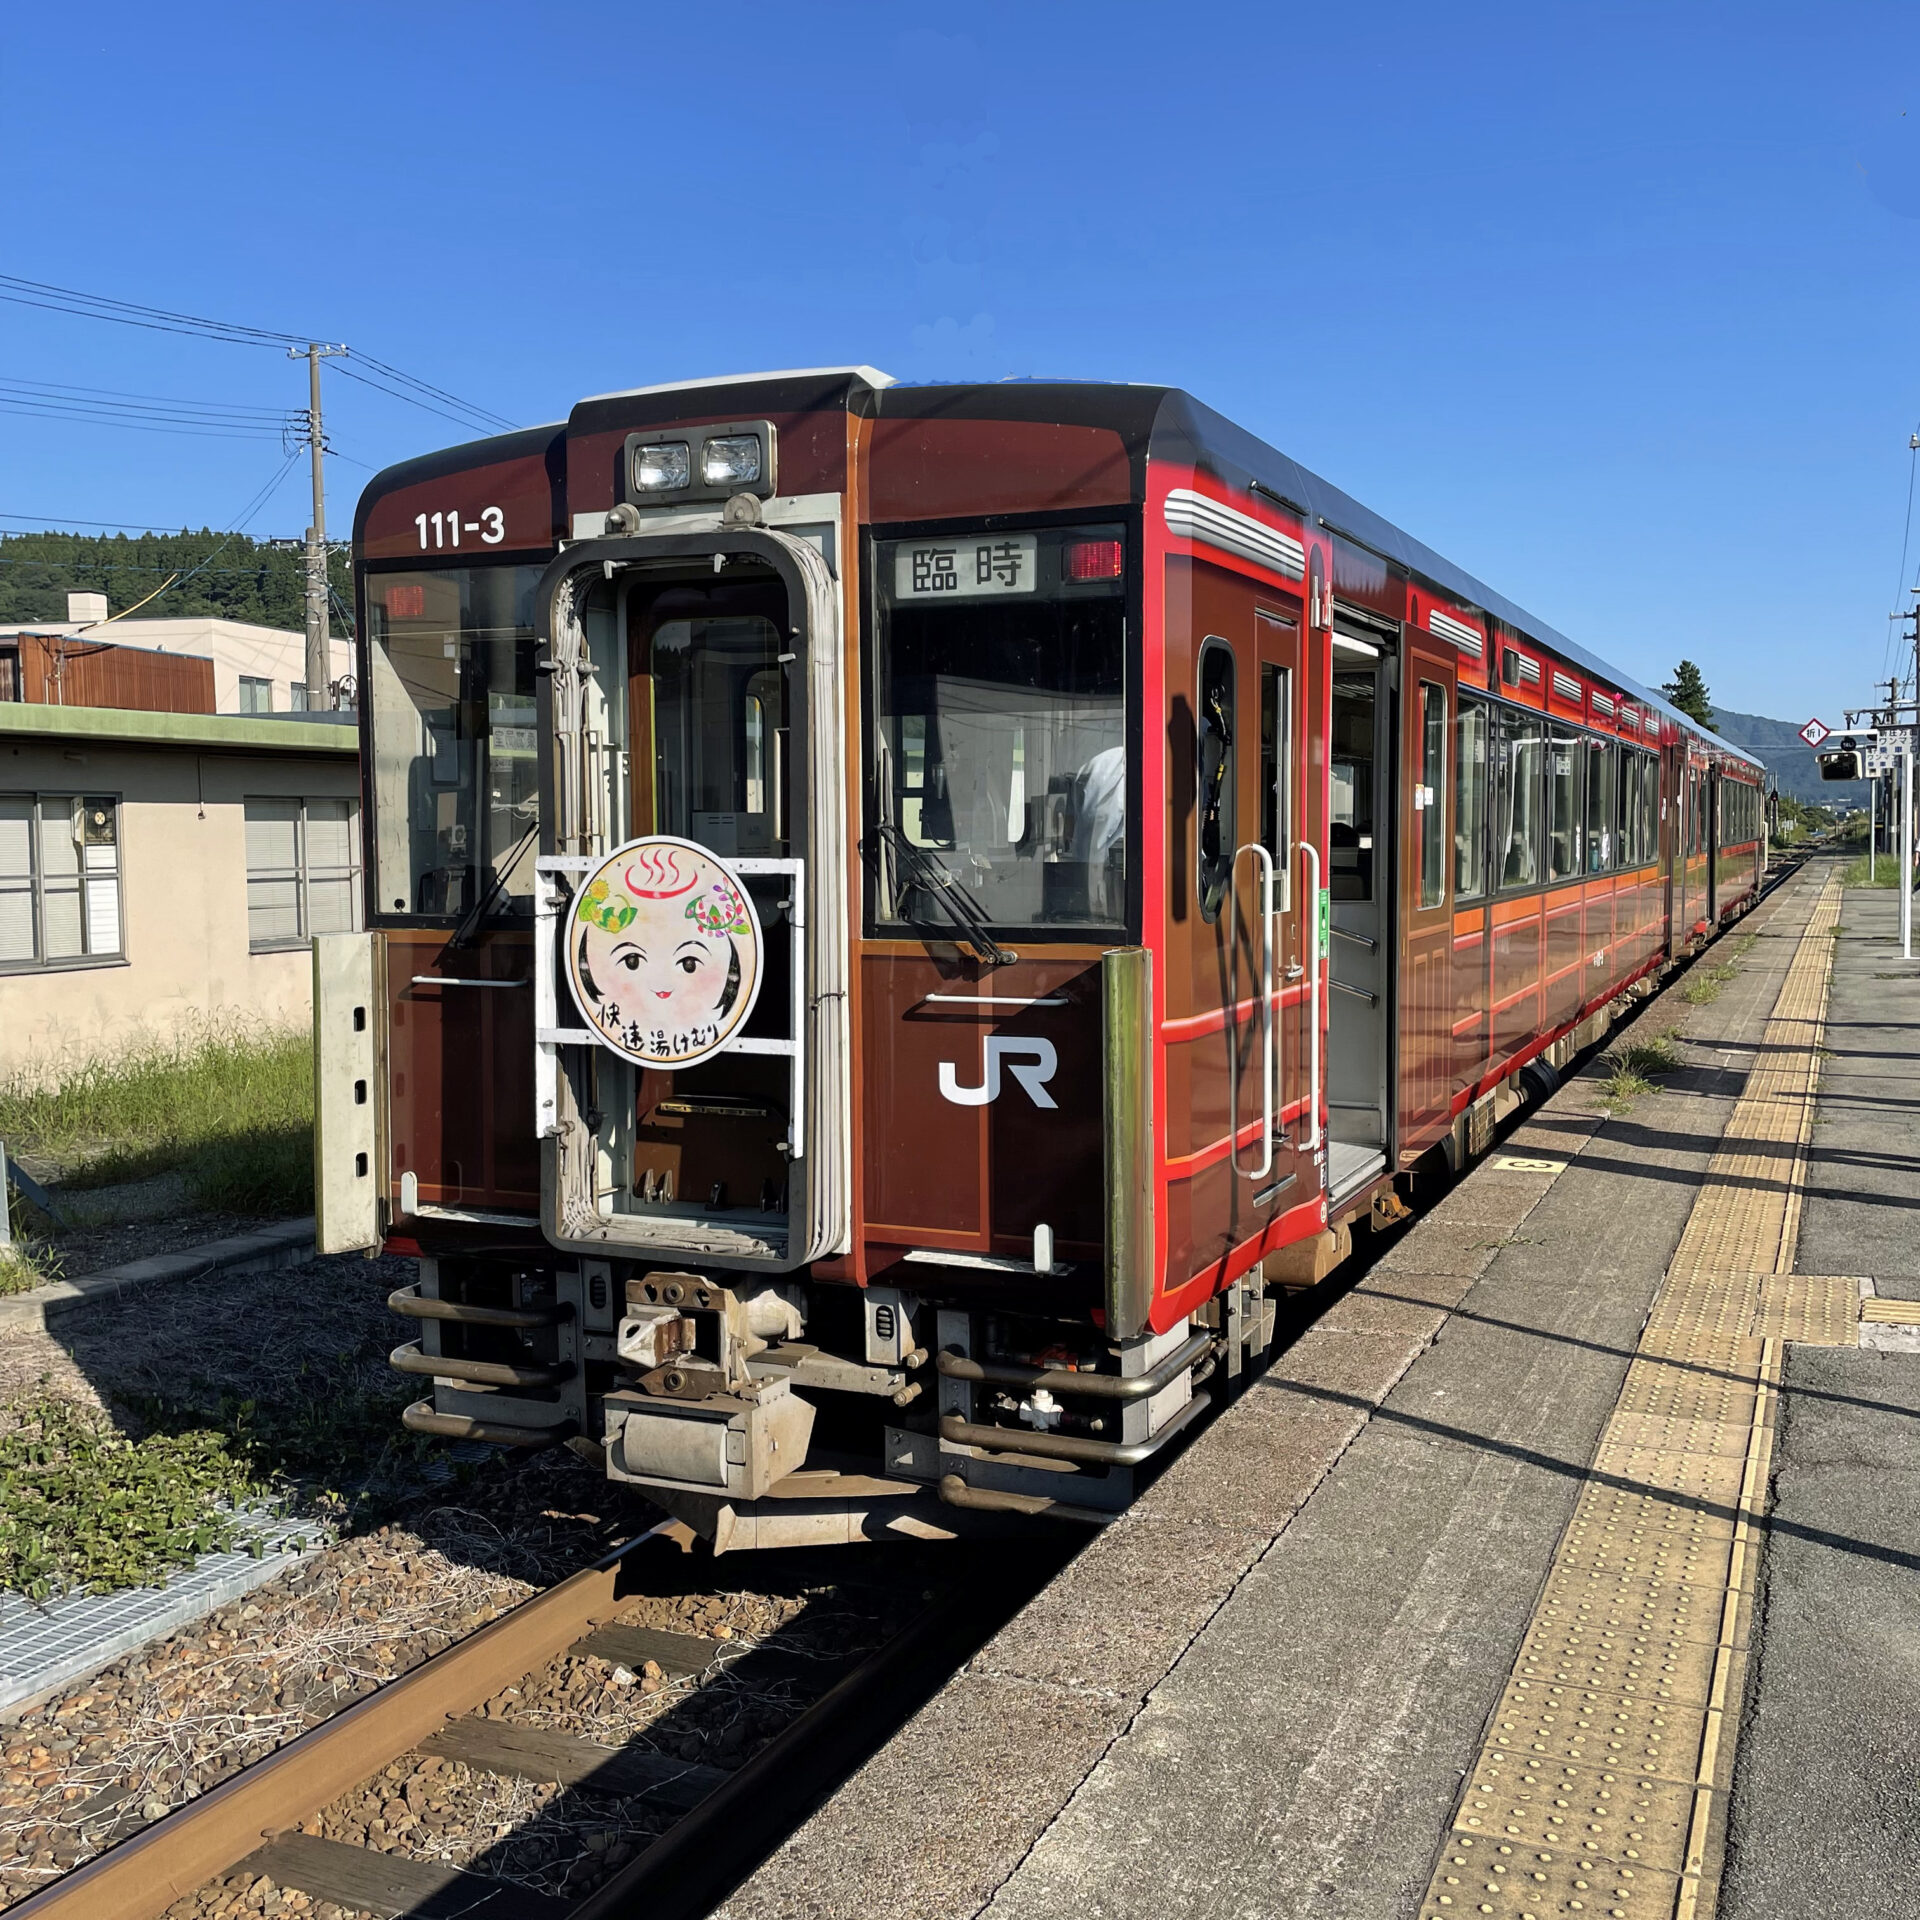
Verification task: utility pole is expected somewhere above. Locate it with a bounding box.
[294,343,345,710]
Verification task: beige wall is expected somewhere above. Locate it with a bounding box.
[0,736,359,1081]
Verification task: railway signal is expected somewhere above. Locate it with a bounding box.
[1799,717,1830,749]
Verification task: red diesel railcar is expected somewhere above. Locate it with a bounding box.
[316,371,1764,1548]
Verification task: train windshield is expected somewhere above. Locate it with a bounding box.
[365,564,542,919]
[870,522,1128,934]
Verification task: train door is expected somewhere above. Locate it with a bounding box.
[1326,627,1393,1203]
[1712,768,1728,925]
[1163,559,1308,1295]
[1246,608,1305,1204]
[622,566,798,1228]
[1397,631,1455,1162]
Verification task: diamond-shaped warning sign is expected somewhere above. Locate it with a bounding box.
[1799,717,1830,748]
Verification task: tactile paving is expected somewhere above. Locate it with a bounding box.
[1454,1753,1696,1861]
[1422,1830,1681,1917]
[1861,1295,1920,1326]
[1516,1609,1718,1704]
[1419,870,1844,1920]
[1749,1272,1859,1346]
[1487,1676,1703,1779]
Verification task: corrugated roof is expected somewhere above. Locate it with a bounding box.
[0,703,357,754]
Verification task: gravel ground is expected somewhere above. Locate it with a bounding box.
[163,1570,923,1918]
[0,1240,939,1917]
[0,1245,646,1912]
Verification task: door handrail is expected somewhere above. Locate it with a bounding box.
[1299,840,1322,1160]
[1231,842,1276,1182]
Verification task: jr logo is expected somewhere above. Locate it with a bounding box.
[938,1037,1059,1110]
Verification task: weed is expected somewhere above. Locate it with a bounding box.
[0,1398,271,1601]
[1683,976,1723,1006]
[0,1026,312,1212]
[1842,854,1901,888]
[1616,1036,1683,1077]
[1600,1070,1656,1106]
[0,1237,61,1297]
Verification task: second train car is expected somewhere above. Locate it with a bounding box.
[317,372,1765,1547]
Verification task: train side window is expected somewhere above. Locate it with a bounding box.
[1260,661,1294,910]
[1418,681,1447,909]
[1456,698,1489,903]
[1616,742,1634,865]
[1497,708,1546,891]
[1547,727,1581,882]
[1330,663,1377,902]
[1197,638,1236,923]
[1584,738,1615,873]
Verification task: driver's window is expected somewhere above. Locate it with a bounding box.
[1197,639,1236,923]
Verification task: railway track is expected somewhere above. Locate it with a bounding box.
[9,1528,1059,1920]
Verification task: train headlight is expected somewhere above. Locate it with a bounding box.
[632,441,691,492]
[701,434,763,488]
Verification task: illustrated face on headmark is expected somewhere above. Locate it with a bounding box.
[566,838,762,1067]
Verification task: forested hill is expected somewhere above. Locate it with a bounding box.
[0,529,352,631]
[1709,704,1865,807]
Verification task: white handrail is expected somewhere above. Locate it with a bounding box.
[1299,839,1322,1160]
[1233,842,1276,1181]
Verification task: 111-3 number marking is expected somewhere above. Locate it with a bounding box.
[414,506,505,550]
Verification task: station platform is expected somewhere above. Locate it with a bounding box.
[720,858,1920,1920]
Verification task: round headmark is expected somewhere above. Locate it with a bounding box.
[563,836,763,1069]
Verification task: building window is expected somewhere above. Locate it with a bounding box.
[0,648,18,702]
[0,795,123,970]
[238,676,274,715]
[291,681,309,712]
[245,797,360,950]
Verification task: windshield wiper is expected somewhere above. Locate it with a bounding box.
[866,822,1018,970]
[446,822,537,950]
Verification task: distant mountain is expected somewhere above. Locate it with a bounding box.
[1708,705,1865,808]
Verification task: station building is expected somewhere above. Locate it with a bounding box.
[0,701,359,1080]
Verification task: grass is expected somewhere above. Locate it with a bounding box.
[0,1398,274,1601]
[1841,854,1903,888]
[1600,1031,1684,1107]
[0,1026,312,1214]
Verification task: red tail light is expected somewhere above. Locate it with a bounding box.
[1064,538,1124,581]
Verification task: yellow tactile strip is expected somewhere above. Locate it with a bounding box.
[1419,873,1844,1920]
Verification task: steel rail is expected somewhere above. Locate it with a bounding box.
[5,1531,664,1920]
[10,1525,1045,1920]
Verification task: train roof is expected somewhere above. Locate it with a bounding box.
[874,380,1762,772]
[354,372,1758,772]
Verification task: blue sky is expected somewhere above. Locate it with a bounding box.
[5,1,1920,723]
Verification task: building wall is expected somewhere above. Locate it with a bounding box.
[7,634,216,713]
[0,621,353,716]
[0,735,359,1080]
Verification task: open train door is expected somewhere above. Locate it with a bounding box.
[1396,626,1456,1164]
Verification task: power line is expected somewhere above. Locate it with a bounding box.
[328,358,511,436]
[0,375,289,418]
[0,273,310,347]
[0,397,298,441]
[1887,430,1920,688]
[345,352,515,433]
[0,272,515,435]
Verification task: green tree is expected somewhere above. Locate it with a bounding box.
[0,530,352,633]
[1662,658,1713,726]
